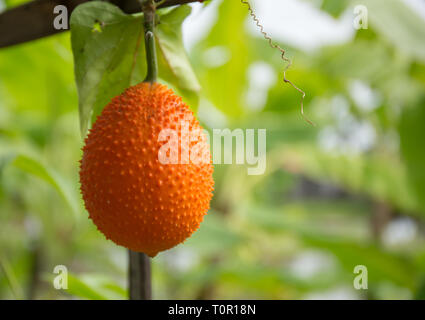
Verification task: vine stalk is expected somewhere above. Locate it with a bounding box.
[129,250,152,300]
[142,0,158,83]
[240,0,314,126]
[128,0,159,301]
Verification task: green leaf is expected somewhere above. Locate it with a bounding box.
[321,0,350,17]
[192,0,251,118]
[70,2,146,137]
[0,255,24,299]
[315,40,391,82]
[218,262,342,293]
[11,154,80,218]
[156,5,201,109]
[356,0,425,63]
[184,213,244,256]
[400,102,425,215]
[66,274,127,300]
[0,33,77,117]
[66,274,108,300]
[247,205,417,289]
[43,272,127,300]
[270,146,421,214]
[70,2,200,137]
[415,277,425,300]
[303,235,417,289]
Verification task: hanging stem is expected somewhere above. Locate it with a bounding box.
[129,250,152,300]
[128,0,158,301]
[142,0,158,83]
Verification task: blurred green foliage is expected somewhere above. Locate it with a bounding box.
[0,0,425,300]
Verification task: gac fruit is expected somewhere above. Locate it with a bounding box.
[79,82,214,257]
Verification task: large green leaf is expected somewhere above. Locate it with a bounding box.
[400,102,425,214]
[70,2,145,136]
[0,152,79,218]
[156,5,201,108]
[66,274,127,300]
[270,146,421,215]
[0,33,76,118]
[308,0,357,18]
[11,154,80,218]
[315,40,392,83]
[42,272,127,300]
[192,0,250,118]
[184,213,245,256]
[70,2,200,137]
[66,274,108,300]
[320,0,350,17]
[356,0,425,63]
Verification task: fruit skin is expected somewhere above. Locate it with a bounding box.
[79,82,214,257]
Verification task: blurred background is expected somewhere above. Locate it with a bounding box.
[1,0,425,299]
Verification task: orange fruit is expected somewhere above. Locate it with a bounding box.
[79,82,214,257]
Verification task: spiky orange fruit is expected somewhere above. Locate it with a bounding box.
[79,82,214,257]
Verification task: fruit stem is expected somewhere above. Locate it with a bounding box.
[141,0,158,84]
[130,1,155,301]
[129,250,152,300]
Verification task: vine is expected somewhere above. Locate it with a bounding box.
[240,0,314,125]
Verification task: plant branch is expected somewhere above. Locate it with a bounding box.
[0,0,205,49]
[156,0,204,9]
